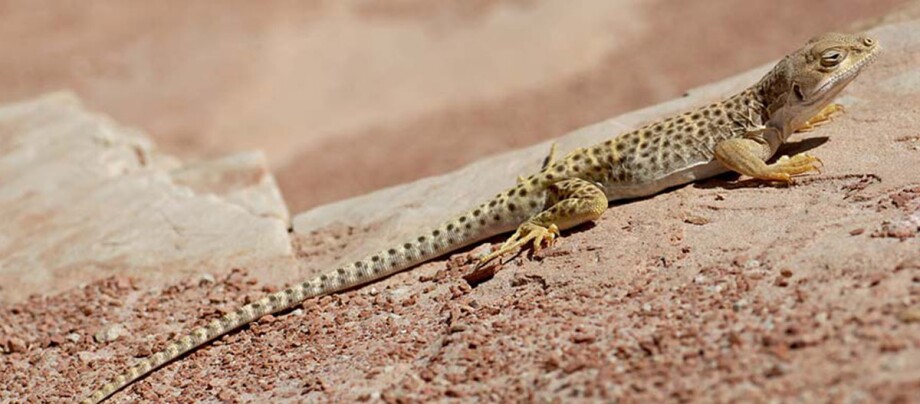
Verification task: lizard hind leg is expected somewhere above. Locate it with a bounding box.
[477,177,607,267]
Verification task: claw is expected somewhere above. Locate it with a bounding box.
[476,223,560,268]
[765,152,822,182]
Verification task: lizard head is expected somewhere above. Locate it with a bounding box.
[759,32,880,132]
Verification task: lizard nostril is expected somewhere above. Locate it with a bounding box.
[863,37,875,47]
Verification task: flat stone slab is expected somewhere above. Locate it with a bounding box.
[0,93,294,303]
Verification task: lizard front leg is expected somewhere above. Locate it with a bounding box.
[478,177,607,267]
[796,103,844,132]
[715,132,821,184]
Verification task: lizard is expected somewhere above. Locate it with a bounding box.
[80,32,879,403]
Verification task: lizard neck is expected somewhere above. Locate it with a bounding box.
[739,84,772,131]
[750,64,801,142]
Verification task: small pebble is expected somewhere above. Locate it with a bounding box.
[733,299,749,311]
[897,305,920,323]
[198,273,216,285]
[571,333,596,344]
[744,260,761,270]
[94,324,126,343]
[8,337,27,353]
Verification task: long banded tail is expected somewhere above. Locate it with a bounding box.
[80,200,519,403]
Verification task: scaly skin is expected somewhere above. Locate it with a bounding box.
[80,32,879,403]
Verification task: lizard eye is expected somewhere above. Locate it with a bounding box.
[792,83,806,101]
[820,49,845,67]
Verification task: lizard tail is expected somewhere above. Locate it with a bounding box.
[79,206,512,403]
[80,274,323,404]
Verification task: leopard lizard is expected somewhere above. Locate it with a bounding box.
[81,32,879,403]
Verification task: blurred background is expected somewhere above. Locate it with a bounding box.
[0,0,909,212]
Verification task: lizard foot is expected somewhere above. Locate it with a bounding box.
[765,153,824,184]
[476,222,560,268]
[796,103,844,132]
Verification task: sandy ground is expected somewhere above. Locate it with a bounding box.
[0,0,908,211]
[4,18,920,402]
[2,3,920,404]
[4,186,920,402]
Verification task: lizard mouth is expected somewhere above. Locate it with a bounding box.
[812,45,880,101]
